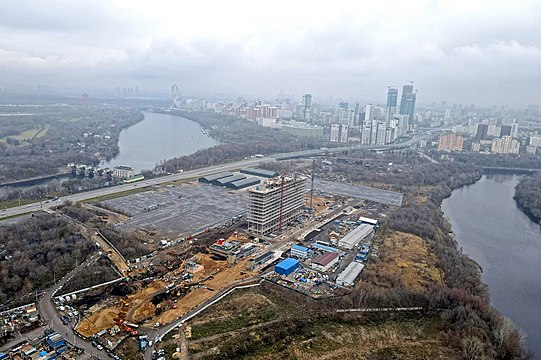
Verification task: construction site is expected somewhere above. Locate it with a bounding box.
[36,165,405,358]
[74,229,263,340]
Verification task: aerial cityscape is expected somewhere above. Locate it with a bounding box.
[1,1,541,360]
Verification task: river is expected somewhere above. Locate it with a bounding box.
[442,174,541,357]
[102,111,219,173]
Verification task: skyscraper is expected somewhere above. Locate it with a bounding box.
[302,94,312,122]
[386,87,398,124]
[330,124,340,142]
[476,123,489,140]
[399,84,416,128]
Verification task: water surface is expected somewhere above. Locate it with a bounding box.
[442,174,541,356]
[102,111,218,173]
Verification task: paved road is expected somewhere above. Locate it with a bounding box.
[37,254,105,359]
[0,326,46,352]
[142,278,261,360]
[1,136,422,219]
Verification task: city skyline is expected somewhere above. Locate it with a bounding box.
[1,1,541,106]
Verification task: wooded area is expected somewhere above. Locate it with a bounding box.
[0,215,92,308]
[0,105,143,181]
[514,173,541,223]
[317,151,528,359]
[162,111,326,173]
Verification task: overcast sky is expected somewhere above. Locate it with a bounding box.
[1,0,541,105]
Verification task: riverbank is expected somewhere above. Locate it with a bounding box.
[513,173,541,225]
[318,150,527,357]
[442,174,541,356]
[0,111,217,205]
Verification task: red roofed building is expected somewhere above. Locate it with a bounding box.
[311,251,339,272]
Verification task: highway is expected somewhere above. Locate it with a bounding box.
[1,135,422,219]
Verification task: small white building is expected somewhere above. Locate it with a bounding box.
[113,166,134,178]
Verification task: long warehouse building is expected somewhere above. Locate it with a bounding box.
[336,261,365,286]
[247,175,307,236]
[240,168,279,178]
[199,172,233,183]
[213,174,246,186]
[338,223,374,250]
[226,177,260,190]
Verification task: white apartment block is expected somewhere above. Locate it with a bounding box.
[247,175,307,236]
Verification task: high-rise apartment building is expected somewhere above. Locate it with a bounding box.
[475,123,489,140]
[376,122,386,145]
[511,123,519,138]
[491,136,520,154]
[399,84,416,128]
[437,133,464,152]
[361,123,372,145]
[386,87,398,124]
[247,175,307,236]
[302,94,312,122]
[330,124,340,142]
[500,125,512,137]
[340,124,349,143]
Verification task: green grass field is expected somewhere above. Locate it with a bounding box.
[0,125,50,143]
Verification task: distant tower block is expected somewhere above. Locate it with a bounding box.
[82,93,89,107]
[171,84,181,109]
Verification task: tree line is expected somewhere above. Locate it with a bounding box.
[162,110,326,173]
[0,214,93,308]
[514,173,541,223]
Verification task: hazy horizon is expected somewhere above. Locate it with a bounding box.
[1,1,541,106]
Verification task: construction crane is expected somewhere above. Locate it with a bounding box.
[309,159,316,212]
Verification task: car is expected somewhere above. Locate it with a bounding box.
[97,344,103,351]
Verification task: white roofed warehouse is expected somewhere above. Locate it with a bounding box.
[338,224,374,250]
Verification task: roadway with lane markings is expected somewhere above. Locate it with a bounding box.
[1,135,422,220]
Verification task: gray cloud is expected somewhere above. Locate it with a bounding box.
[1,1,541,106]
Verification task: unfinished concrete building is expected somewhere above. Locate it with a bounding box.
[247,175,307,236]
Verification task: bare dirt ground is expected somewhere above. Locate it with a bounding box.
[306,195,334,215]
[367,231,444,289]
[151,256,256,325]
[77,280,166,337]
[78,232,258,336]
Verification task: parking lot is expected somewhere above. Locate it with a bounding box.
[103,182,248,237]
[314,179,403,207]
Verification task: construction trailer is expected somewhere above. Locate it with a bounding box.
[291,244,309,259]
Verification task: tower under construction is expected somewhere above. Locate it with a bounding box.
[247,175,307,236]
